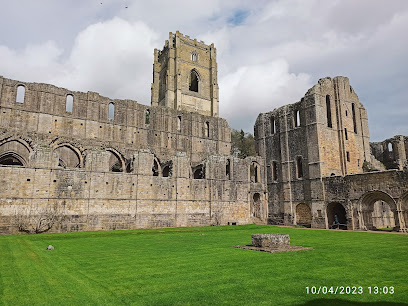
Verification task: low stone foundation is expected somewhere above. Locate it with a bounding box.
[233,234,312,253]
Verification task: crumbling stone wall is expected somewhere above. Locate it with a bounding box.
[370,135,407,170]
[255,76,408,231]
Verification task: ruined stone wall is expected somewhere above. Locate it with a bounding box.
[370,135,407,170]
[0,76,229,165]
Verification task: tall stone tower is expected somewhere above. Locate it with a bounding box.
[151,31,219,117]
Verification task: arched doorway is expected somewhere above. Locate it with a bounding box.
[252,193,261,219]
[359,191,399,231]
[327,202,347,230]
[295,203,312,228]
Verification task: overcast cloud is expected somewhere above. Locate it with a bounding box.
[0,0,407,141]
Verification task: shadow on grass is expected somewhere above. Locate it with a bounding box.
[299,299,407,306]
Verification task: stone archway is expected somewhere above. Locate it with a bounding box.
[327,202,347,230]
[295,203,312,228]
[359,191,399,231]
[399,192,408,231]
[252,193,261,219]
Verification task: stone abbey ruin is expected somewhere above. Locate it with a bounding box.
[0,31,407,234]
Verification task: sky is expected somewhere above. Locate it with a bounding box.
[0,0,407,141]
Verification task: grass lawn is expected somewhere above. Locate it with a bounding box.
[0,225,407,305]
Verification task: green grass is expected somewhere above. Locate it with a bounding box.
[0,225,407,305]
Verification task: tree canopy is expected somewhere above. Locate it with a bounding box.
[231,129,256,158]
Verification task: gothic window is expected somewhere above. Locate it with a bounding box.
[145,109,150,125]
[152,158,160,176]
[326,95,332,128]
[108,102,115,120]
[270,117,276,134]
[193,164,205,179]
[226,159,231,180]
[294,110,300,127]
[16,85,25,103]
[296,156,303,178]
[189,69,199,92]
[55,145,81,168]
[191,52,198,62]
[352,103,357,133]
[250,162,260,183]
[205,121,210,137]
[177,116,181,131]
[388,142,393,152]
[66,95,73,113]
[272,161,278,181]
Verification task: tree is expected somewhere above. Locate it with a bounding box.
[15,201,69,234]
[231,129,256,158]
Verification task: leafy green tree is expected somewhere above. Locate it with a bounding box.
[231,129,256,158]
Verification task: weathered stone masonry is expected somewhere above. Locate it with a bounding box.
[0,32,268,234]
[255,76,408,231]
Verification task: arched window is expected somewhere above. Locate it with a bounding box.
[352,103,357,133]
[270,117,276,134]
[66,95,73,113]
[108,102,115,120]
[152,158,160,176]
[388,142,393,152]
[193,164,205,179]
[205,121,210,137]
[296,156,303,178]
[16,85,25,103]
[55,145,81,168]
[326,95,332,128]
[294,110,300,127]
[191,52,198,62]
[250,162,260,183]
[108,150,124,172]
[272,161,278,181]
[145,109,150,125]
[189,70,199,92]
[226,159,231,180]
[177,116,181,131]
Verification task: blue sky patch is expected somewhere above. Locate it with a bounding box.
[228,10,250,26]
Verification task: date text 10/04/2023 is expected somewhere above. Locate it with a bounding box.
[305,286,394,295]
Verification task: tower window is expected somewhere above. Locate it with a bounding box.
[108,102,114,120]
[189,69,199,92]
[16,85,25,103]
[177,116,181,131]
[145,109,150,125]
[270,117,276,134]
[66,94,73,113]
[344,128,348,140]
[272,161,278,181]
[296,156,303,178]
[326,95,332,128]
[191,52,198,62]
[388,142,393,152]
[226,159,231,180]
[346,151,350,162]
[205,121,210,137]
[294,110,300,127]
[352,103,357,133]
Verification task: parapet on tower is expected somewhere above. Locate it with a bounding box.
[151,31,219,117]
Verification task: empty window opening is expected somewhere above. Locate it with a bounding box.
[66,95,73,113]
[162,165,171,177]
[252,193,261,218]
[250,162,260,183]
[270,117,276,134]
[0,153,25,167]
[388,142,393,152]
[294,110,300,127]
[272,161,278,181]
[145,109,150,125]
[226,159,231,180]
[352,103,357,133]
[108,151,123,172]
[346,151,350,162]
[108,102,115,120]
[344,128,348,140]
[55,146,81,168]
[193,165,205,179]
[191,52,198,62]
[205,121,210,137]
[296,156,303,178]
[331,173,336,176]
[326,95,332,128]
[189,69,199,92]
[152,159,160,176]
[177,116,181,131]
[16,85,25,103]
[345,110,348,116]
